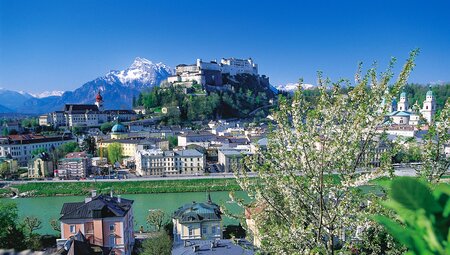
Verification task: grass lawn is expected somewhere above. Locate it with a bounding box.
[12,178,241,197]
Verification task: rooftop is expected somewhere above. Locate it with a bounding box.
[175,149,204,157]
[173,195,221,224]
[172,239,255,255]
[60,194,133,220]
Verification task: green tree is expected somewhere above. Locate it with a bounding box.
[23,216,42,237]
[2,127,8,136]
[81,136,96,155]
[100,122,114,134]
[71,126,83,136]
[374,177,450,254]
[146,209,166,232]
[167,136,178,149]
[0,162,10,178]
[107,142,122,165]
[61,141,80,154]
[0,202,27,250]
[50,218,61,232]
[141,231,172,255]
[236,50,419,254]
[31,147,47,156]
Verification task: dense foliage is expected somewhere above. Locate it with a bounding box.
[297,83,449,115]
[141,231,172,255]
[0,202,48,251]
[375,177,450,254]
[136,76,274,124]
[107,142,123,165]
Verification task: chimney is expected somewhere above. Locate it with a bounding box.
[117,195,121,203]
[110,189,113,198]
[91,190,97,197]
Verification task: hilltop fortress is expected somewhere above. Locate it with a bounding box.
[166,58,263,89]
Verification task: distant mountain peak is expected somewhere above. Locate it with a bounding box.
[30,90,65,98]
[277,83,315,92]
[1,57,174,114]
[106,57,173,86]
[131,57,154,68]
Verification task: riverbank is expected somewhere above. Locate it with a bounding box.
[8,178,241,197]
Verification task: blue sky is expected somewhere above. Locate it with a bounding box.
[0,0,449,93]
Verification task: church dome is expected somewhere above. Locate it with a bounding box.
[400,91,406,98]
[111,123,127,133]
[426,90,433,97]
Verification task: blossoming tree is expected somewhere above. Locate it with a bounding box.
[236,50,420,254]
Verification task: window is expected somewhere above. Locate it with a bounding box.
[211,226,216,234]
[70,225,76,233]
[109,235,116,246]
[202,227,207,235]
[188,227,194,236]
[110,224,115,231]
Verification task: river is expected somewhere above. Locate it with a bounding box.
[0,191,248,235]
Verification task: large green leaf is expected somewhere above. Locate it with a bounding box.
[390,177,442,213]
[373,215,416,249]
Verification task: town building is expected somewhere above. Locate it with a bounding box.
[171,195,255,255]
[132,106,146,115]
[178,132,217,148]
[56,152,92,179]
[58,191,135,255]
[172,194,223,242]
[56,230,112,255]
[383,87,436,126]
[218,149,248,172]
[135,149,205,176]
[39,91,137,128]
[1,121,22,134]
[0,134,75,166]
[0,154,18,174]
[98,137,169,158]
[167,58,258,88]
[28,152,53,178]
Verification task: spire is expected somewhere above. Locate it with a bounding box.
[207,191,212,204]
[96,90,103,102]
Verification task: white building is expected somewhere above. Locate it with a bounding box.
[0,134,76,166]
[40,91,136,128]
[218,149,249,173]
[135,149,205,176]
[384,88,436,126]
[220,57,258,76]
[167,57,259,88]
[177,132,216,148]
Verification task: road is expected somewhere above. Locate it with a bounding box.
[0,166,423,185]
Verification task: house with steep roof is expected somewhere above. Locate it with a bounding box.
[57,191,135,255]
[172,194,223,242]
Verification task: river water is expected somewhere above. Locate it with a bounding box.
[0,191,248,235]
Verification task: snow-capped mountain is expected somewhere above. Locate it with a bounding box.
[106,57,173,87]
[30,90,65,98]
[276,83,315,92]
[3,58,173,114]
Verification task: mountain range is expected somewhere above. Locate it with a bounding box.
[276,83,315,92]
[0,57,173,114]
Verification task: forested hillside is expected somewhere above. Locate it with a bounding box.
[135,74,276,124]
